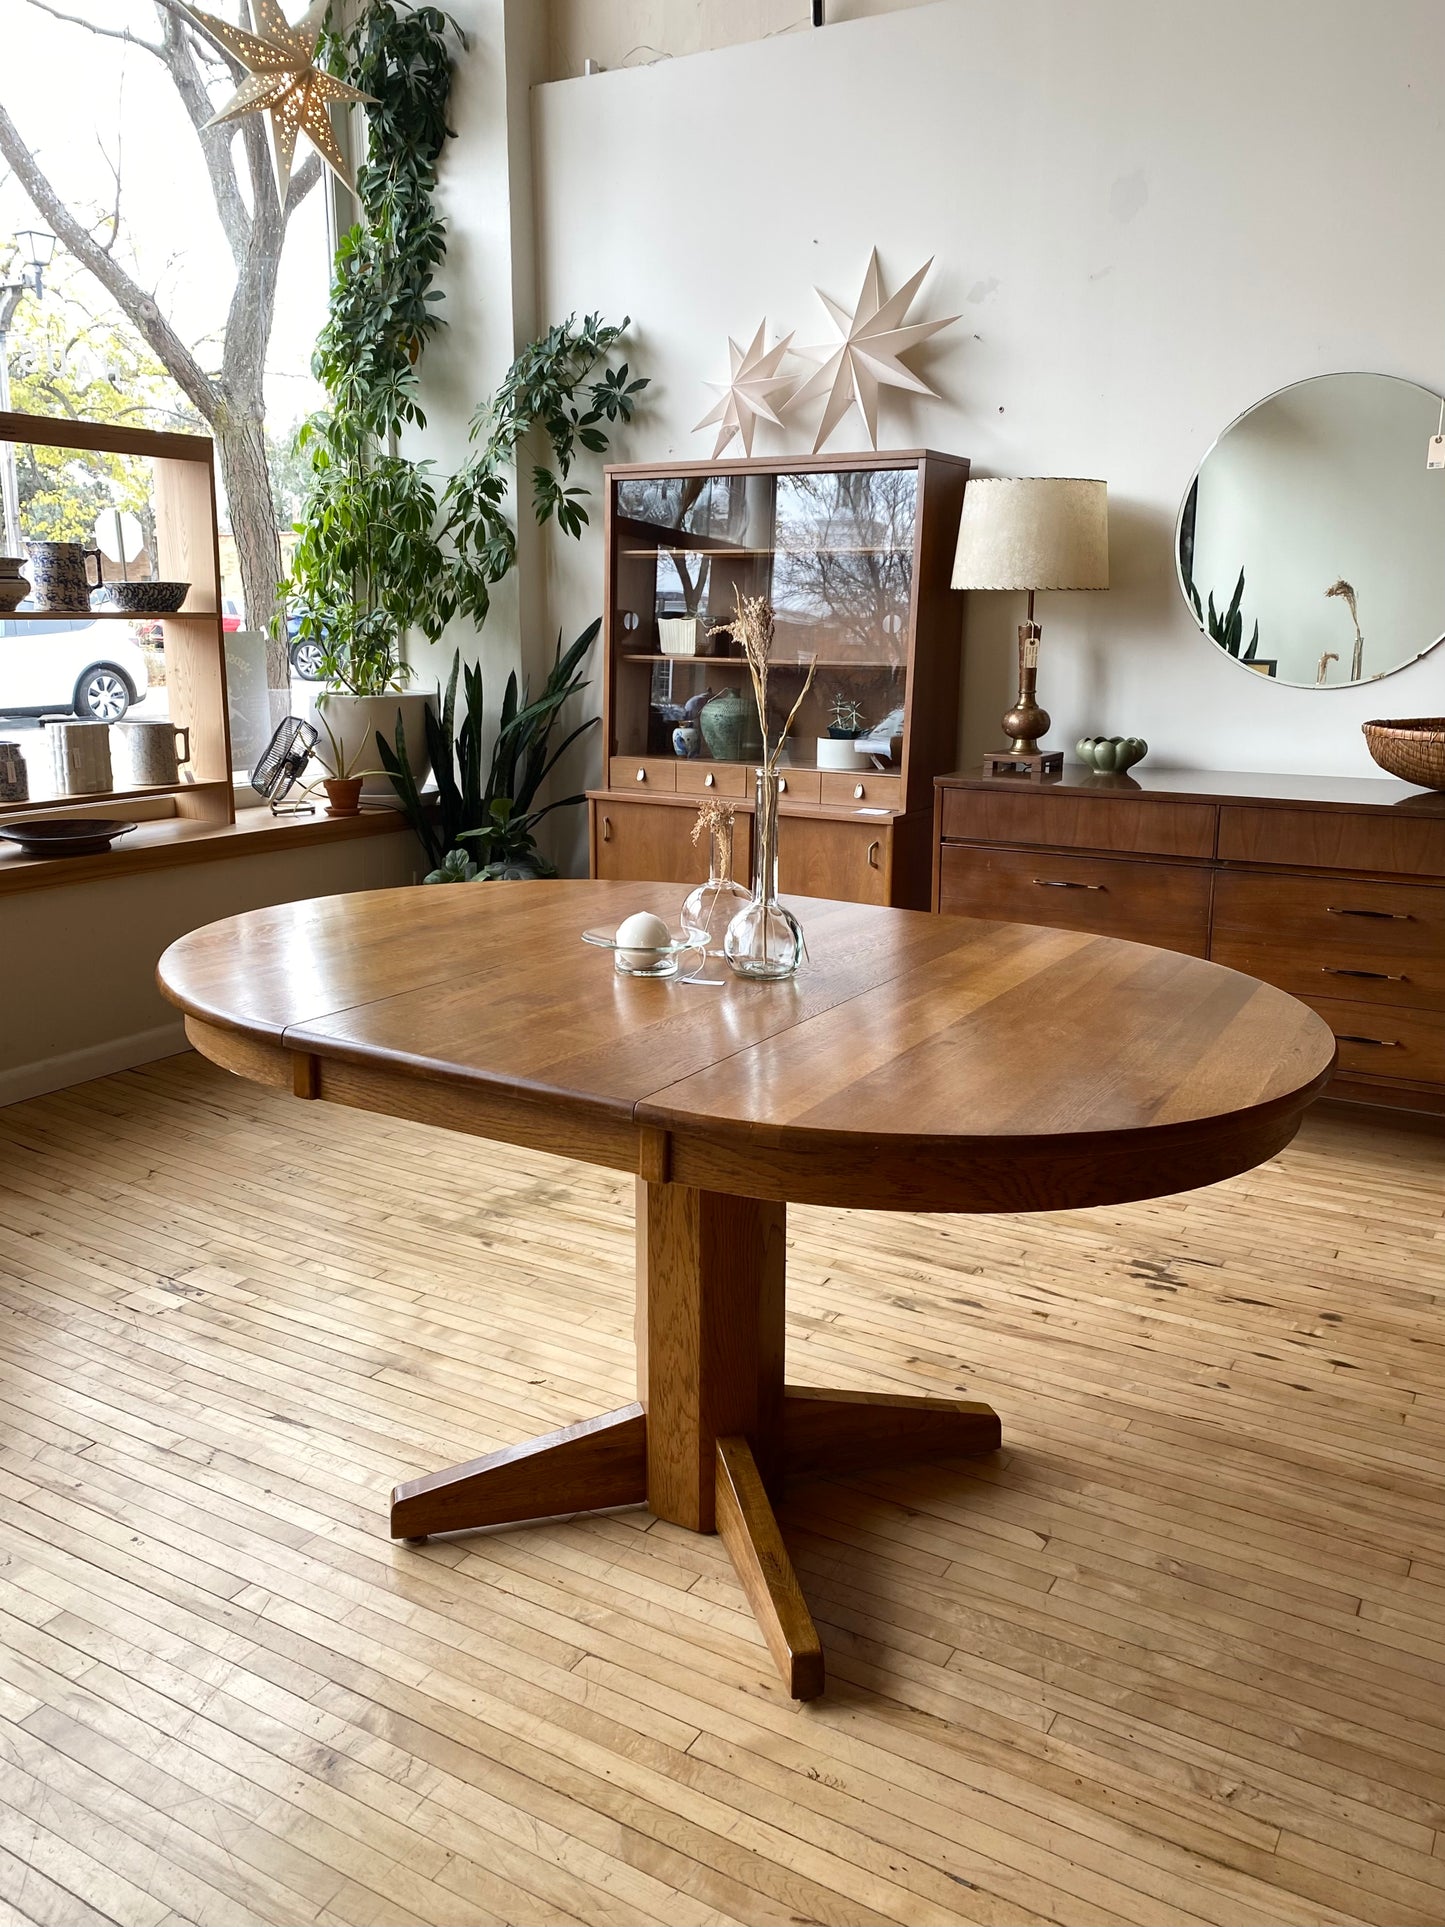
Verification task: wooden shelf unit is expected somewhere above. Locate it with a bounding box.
[588,449,969,910]
[0,410,234,828]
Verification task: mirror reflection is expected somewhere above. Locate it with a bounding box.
[1177,372,1445,687]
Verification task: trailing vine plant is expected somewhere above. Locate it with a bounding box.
[286,0,647,699]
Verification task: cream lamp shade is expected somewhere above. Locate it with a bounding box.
[951,478,1109,592]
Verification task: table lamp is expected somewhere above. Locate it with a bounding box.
[951,478,1109,776]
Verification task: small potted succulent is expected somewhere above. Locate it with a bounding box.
[306,705,382,816]
[827,695,864,739]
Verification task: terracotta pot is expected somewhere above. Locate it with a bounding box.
[322,775,364,817]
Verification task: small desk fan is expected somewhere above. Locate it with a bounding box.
[250,717,319,815]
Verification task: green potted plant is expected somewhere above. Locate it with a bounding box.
[379,619,601,879]
[285,3,646,808]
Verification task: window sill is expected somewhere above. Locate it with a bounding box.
[0,804,414,895]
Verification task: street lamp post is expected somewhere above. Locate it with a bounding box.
[0,229,56,556]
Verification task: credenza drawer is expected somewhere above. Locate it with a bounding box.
[675,760,748,798]
[1309,997,1445,1085]
[937,845,1211,955]
[940,788,1215,860]
[610,756,677,791]
[820,771,903,810]
[1212,871,1445,1010]
[774,769,821,804]
[1219,806,1445,878]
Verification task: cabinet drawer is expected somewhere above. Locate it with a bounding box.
[820,771,903,810]
[1309,997,1445,1086]
[609,756,676,792]
[1218,805,1445,878]
[937,844,1211,955]
[593,798,749,885]
[1212,871,1445,1010]
[939,787,1214,859]
[778,815,890,905]
[675,761,748,798]
[775,769,821,804]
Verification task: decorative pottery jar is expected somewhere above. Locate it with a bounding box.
[0,741,28,803]
[25,540,104,614]
[700,687,762,764]
[44,717,113,795]
[0,557,29,613]
[671,723,700,758]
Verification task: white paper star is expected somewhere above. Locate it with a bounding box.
[694,320,797,459]
[178,0,375,202]
[789,250,958,453]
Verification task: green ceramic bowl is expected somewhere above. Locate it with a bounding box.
[1076,735,1147,774]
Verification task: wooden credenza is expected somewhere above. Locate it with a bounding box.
[934,766,1445,1114]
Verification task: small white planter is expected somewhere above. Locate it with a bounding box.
[321,691,436,801]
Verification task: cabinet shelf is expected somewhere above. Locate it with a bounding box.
[620,652,900,670]
[0,607,220,623]
[0,779,232,818]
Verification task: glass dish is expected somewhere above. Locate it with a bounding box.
[581,925,711,980]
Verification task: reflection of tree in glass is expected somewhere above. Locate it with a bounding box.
[770,467,916,658]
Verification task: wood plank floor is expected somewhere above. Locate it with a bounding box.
[0,1053,1441,1927]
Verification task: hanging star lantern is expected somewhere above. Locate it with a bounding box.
[176,0,374,202]
[789,249,958,453]
[694,320,797,458]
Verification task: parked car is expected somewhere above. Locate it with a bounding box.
[0,618,150,721]
[221,598,242,634]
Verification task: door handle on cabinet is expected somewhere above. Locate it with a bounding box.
[1338,1033,1401,1047]
[1321,966,1407,982]
[1033,878,1106,891]
[635,767,647,783]
[601,816,612,843]
[1327,906,1411,920]
[866,840,881,869]
[704,772,715,787]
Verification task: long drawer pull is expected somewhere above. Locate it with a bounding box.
[1327,906,1412,920]
[1321,966,1408,982]
[1034,878,1106,891]
[1338,1033,1402,1047]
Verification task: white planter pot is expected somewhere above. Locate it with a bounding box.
[321,691,435,801]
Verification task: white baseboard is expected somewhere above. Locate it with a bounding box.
[0,1020,190,1108]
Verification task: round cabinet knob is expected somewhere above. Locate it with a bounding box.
[704,772,715,787]
[853,782,865,800]
[778,777,788,794]
[636,767,647,783]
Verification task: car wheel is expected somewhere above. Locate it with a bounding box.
[74,665,134,722]
[289,638,326,681]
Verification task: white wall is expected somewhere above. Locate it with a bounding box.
[528,0,1445,781]
[1,829,417,1105]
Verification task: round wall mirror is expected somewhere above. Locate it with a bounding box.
[1177,372,1445,687]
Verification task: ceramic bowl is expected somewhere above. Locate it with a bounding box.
[0,817,138,859]
[100,580,191,614]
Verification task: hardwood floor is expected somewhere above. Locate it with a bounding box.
[0,1053,1442,1927]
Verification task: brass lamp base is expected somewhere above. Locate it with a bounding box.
[985,601,1060,778]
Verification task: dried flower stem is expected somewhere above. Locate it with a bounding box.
[709,588,816,774]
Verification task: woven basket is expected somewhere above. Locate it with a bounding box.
[1362,718,1445,790]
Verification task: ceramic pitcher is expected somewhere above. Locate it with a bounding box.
[25,539,103,614]
[43,718,112,795]
[112,719,190,789]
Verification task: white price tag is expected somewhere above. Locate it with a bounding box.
[1428,435,1445,469]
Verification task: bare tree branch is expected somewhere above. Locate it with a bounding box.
[0,99,219,421]
[22,0,162,54]
[153,3,252,270]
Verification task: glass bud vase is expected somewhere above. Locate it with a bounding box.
[725,767,804,979]
[681,806,750,948]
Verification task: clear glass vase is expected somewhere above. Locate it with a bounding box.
[725,767,804,979]
[681,807,750,948]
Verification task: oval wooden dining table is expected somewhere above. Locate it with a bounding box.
[158,878,1336,1699]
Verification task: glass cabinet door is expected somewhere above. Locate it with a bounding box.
[612,465,918,769]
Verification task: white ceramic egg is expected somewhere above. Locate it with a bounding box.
[614,909,672,971]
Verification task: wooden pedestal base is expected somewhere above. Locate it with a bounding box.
[389,1180,1002,1699]
[983,748,1063,776]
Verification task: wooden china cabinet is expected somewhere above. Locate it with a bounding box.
[587,450,969,908]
